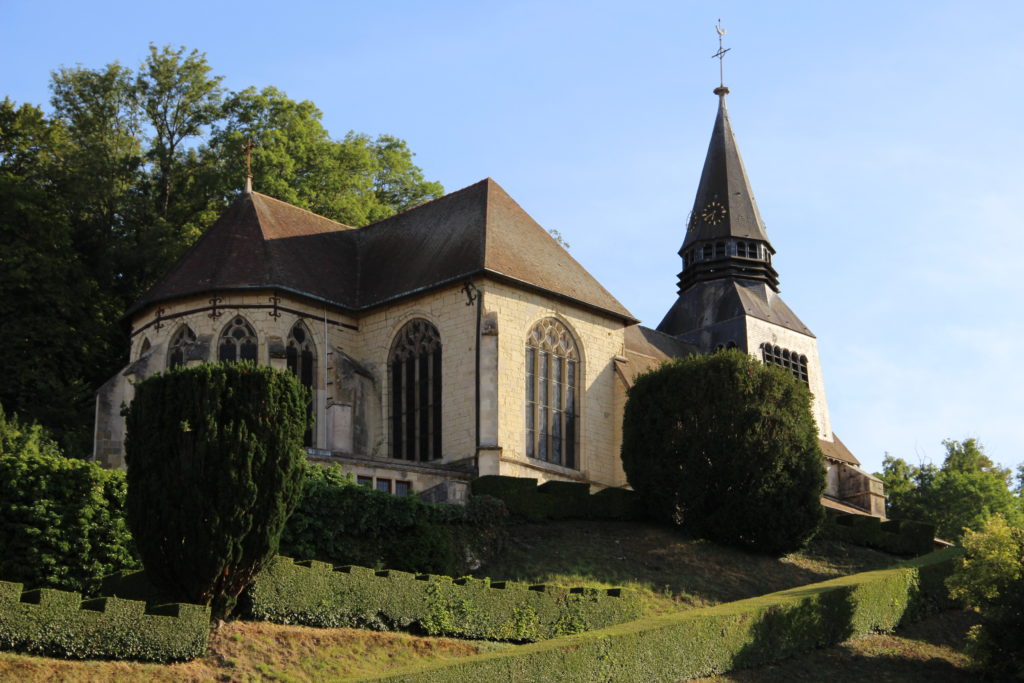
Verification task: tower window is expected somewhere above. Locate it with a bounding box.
[219,316,258,362]
[702,244,713,260]
[714,241,726,258]
[525,318,579,469]
[760,343,809,384]
[389,319,442,462]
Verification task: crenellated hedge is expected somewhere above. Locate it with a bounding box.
[0,580,209,662]
[243,556,642,641]
[355,547,962,682]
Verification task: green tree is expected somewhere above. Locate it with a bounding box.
[877,439,1021,540]
[123,363,309,619]
[945,514,1024,678]
[620,350,825,554]
[208,87,443,226]
[0,405,137,592]
[0,46,443,455]
[0,99,110,455]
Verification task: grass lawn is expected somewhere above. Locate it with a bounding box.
[0,620,513,682]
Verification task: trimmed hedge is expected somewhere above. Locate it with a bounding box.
[0,579,209,662]
[357,547,962,682]
[282,465,508,575]
[470,475,646,522]
[823,513,936,556]
[243,556,642,641]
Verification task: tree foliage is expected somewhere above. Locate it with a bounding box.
[123,363,310,619]
[877,438,1022,541]
[620,350,825,554]
[0,45,442,455]
[0,405,138,593]
[945,514,1024,678]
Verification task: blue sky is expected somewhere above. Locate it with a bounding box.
[3,1,1022,477]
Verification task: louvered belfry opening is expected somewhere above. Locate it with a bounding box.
[525,318,579,469]
[388,319,442,462]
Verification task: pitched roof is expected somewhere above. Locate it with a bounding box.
[819,434,861,466]
[657,279,813,338]
[129,179,635,322]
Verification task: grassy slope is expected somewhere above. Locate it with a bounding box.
[477,520,901,614]
[0,520,968,681]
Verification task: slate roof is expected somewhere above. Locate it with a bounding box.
[819,434,861,466]
[658,279,813,338]
[129,179,635,322]
[682,89,771,250]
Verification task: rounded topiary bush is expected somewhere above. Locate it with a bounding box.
[123,362,309,617]
[621,350,825,554]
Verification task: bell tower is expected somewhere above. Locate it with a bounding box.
[657,83,832,442]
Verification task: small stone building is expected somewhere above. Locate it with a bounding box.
[94,85,884,516]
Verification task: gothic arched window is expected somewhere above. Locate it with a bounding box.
[760,343,809,385]
[389,319,442,461]
[218,316,258,362]
[138,337,152,359]
[167,325,196,368]
[287,321,316,447]
[525,318,579,468]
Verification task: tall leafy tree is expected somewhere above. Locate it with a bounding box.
[136,44,223,220]
[0,46,444,456]
[877,438,1022,540]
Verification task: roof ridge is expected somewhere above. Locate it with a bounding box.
[250,191,357,232]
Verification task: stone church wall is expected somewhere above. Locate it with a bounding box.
[482,280,628,489]
[745,317,833,441]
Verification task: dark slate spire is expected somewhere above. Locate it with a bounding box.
[677,87,779,293]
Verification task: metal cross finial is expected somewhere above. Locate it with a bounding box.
[241,138,256,192]
[711,19,731,88]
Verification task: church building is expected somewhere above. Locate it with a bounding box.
[93,85,885,517]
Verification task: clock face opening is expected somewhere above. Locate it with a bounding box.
[701,201,727,225]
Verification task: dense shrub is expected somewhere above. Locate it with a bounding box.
[123,362,309,618]
[0,406,137,593]
[0,579,209,662]
[621,351,825,554]
[281,464,508,575]
[946,514,1024,678]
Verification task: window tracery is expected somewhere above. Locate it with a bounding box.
[389,319,442,461]
[525,318,579,468]
[287,321,316,447]
[218,316,258,362]
[167,325,196,368]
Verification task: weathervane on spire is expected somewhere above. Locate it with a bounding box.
[711,19,730,93]
[242,138,256,193]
